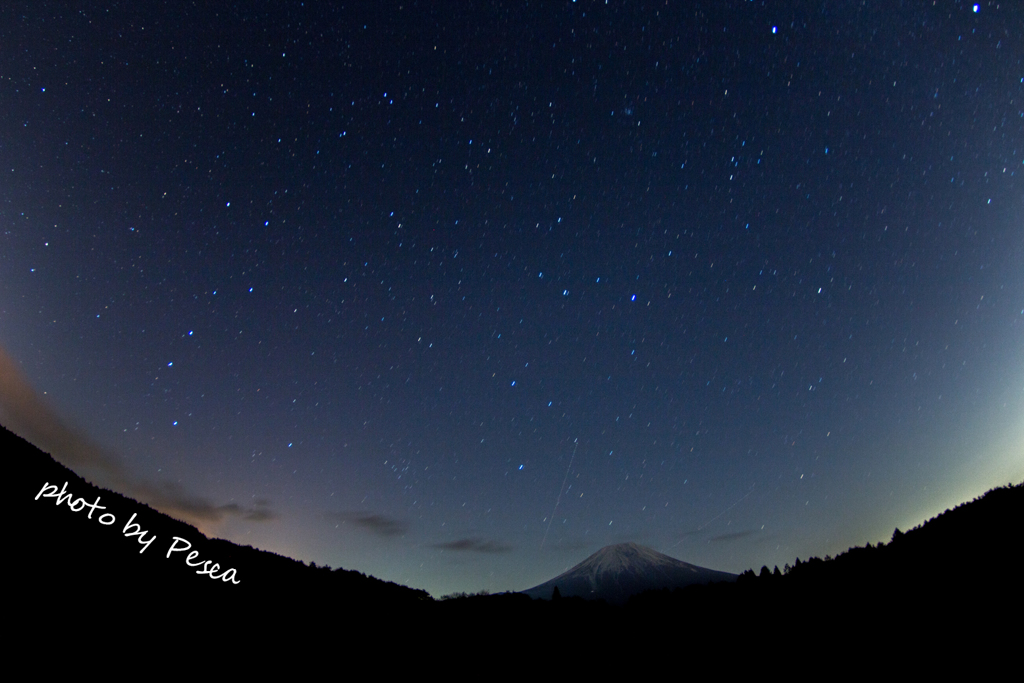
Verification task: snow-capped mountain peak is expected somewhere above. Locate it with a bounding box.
[522,542,736,604]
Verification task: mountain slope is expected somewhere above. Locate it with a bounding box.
[7,423,431,610]
[522,542,736,604]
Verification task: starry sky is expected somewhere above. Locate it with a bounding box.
[2,1,1021,598]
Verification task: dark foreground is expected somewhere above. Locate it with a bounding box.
[10,424,1018,666]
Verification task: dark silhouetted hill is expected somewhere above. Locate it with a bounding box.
[8,424,431,623]
[11,419,1018,660]
[622,481,1022,651]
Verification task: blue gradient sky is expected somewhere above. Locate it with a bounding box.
[2,0,1021,597]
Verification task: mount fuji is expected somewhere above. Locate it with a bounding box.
[522,542,737,605]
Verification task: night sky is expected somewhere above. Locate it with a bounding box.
[2,1,1021,598]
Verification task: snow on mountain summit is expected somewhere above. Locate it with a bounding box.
[522,542,737,605]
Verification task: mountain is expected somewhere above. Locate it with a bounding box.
[522,542,736,604]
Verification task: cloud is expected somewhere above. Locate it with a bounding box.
[708,530,758,543]
[133,481,277,524]
[327,511,407,537]
[244,503,277,522]
[430,537,513,553]
[1,346,131,486]
[1,345,276,528]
